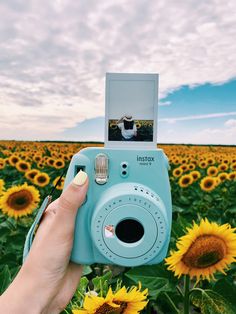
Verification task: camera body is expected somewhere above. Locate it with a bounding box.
[63,146,172,267]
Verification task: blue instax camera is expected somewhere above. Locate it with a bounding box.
[63,73,172,267]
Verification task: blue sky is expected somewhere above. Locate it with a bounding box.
[63,79,236,144]
[0,0,236,144]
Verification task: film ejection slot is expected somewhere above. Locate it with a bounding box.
[95,153,109,185]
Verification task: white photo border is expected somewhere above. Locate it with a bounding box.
[104,73,159,149]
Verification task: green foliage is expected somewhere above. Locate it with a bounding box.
[1,142,236,314]
[125,264,178,299]
[0,265,11,294]
[191,289,236,314]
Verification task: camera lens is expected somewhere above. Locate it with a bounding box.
[122,163,127,169]
[122,171,127,175]
[115,219,144,243]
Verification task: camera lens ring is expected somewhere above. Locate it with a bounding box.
[91,182,168,266]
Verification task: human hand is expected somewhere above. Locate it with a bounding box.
[0,170,89,314]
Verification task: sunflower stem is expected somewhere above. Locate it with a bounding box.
[184,275,190,314]
[176,285,184,297]
[164,292,180,313]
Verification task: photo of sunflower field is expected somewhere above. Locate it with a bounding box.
[108,120,153,142]
[0,140,236,314]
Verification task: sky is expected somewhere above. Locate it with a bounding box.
[0,0,236,145]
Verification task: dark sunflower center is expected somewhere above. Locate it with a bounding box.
[182,178,190,184]
[182,235,226,268]
[114,301,128,313]
[20,163,28,170]
[204,180,213,188]
[220,175,226,180]
[7,190,33,210]
[38,176,46,183]
[56,162,62,166]
[95,303,119,314]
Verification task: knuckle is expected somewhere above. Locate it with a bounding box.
[58,195,74,211]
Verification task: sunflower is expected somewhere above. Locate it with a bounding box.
[53,176,65,190]
[172,158,180,165]
[25,169,40,181]
[199,161,207,169]
[34,172,50,187]
[178,174,194,188]
[112,284,148,313]
[207,166,218,177]
[222,158,229,164]
[188,163,196,171]
[72,288,119,314]
[0,179,5,195]
[0,183,40,219]
[218,163,228,172]
[37,162,45,169]
[206,157,215,165]
[15,160,31,172]
[53,158,65,169]
[8,155,20,166]
[218,172,228,182]
[231,162,236,171]
[172,167,183,178]
[200,176,217,192]
[47,158,55,167]
[33,155,42,163]
[0,158,6,169]
[180,164,188,172]
[190,170,201,182]
[227,171,236,181]
[165,218,236,281]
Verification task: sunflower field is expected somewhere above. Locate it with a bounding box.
[0,140,236,314]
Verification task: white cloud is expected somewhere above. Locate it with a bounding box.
[189,126,236,145]
[225,119,236,127]
[0,0,236,140]
[158,125,236,145]
[160,111,236,123]
[159,101,171,106]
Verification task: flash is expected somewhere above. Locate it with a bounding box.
[95,153,109,184]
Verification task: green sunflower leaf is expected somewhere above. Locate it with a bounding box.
[227,206,236,213]
[125,264,177,298]
[213,278,236,308]
[191,289,236,314]
[92,271,112,295]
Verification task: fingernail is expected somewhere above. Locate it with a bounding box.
[73,170,88,186]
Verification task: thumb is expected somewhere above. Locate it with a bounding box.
[45,170,89,226]
[27,171,89,266]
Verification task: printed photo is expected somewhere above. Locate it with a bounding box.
[106,74,158,145]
